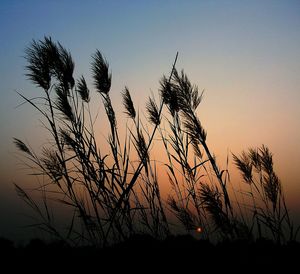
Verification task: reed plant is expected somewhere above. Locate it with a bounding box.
[14,37,175,246]
[233,146,299,243]
[14,37,298,246]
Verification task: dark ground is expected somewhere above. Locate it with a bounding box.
[1,235,299,272]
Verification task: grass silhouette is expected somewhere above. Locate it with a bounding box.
[14,37,299,250]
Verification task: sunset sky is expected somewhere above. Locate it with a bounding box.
[0,0,300,242]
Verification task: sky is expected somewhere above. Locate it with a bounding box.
[0,0,300,242]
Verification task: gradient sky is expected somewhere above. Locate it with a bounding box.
[1,0,300,242]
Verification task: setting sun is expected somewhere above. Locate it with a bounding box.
[196,227,202,233]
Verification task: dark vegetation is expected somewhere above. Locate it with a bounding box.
[0,235,299,270]
[10,37,300,265]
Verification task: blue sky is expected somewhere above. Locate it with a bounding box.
[1,0,300,241]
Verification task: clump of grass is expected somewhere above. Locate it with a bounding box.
[15,37,176,246]
[15,37,298,246]
[233,146,299,243]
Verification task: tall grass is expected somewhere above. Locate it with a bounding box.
[14,37,298,246]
